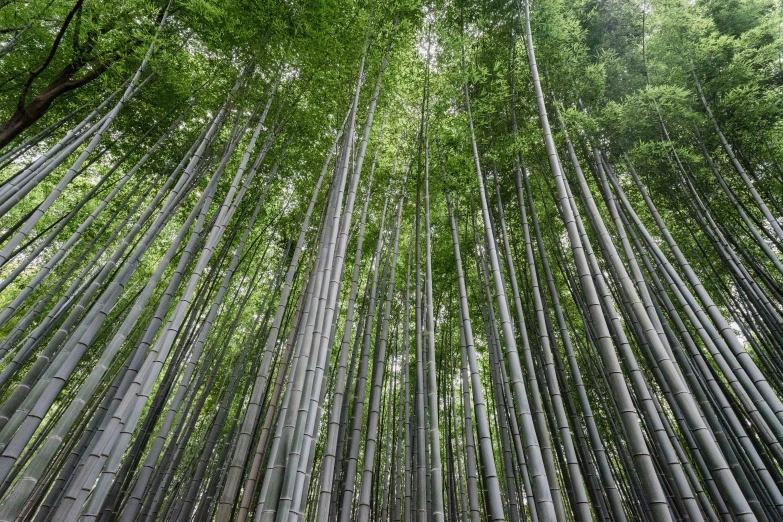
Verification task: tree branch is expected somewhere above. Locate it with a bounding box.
[17,0,84,110]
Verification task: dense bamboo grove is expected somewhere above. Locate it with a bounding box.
[0,0,782,520]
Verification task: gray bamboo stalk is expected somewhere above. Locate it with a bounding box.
[625,159,783,432]
[0,94,221,442]
[457,324,481,522]
[0,121,221,474]
[691,69,783,243]
[413,171,429,522]
[119,137,280,522]
[0,106,187,329]
[493,166,591,522]
[518,1,673,518]
[561,167,706,521]
[462,45,557,519]
[0,86,124,207]
[0,160,218,520]
[314,142,379,522]
[261,132,352,522]
[421,129,446,522]
[404,232,414,522]
[51,95,276,520]
[335,192,391,522]
[284,38,394,519]
[213,134,337,522]
[518,165,627,522]
[0,4,171,265]
[444,179,506,522]
[607,163,783,461]
[355,188,405,522]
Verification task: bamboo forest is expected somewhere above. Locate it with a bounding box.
[2,0,783,520]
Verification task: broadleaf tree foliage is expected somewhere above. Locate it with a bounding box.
[0,0,782,520]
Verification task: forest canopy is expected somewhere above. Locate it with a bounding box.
[0,0,782,520]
